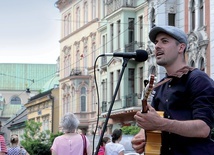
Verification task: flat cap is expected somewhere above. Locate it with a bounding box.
[149,26,187,46]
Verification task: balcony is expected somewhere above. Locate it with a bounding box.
[125,93,138,107]
[125,41,144,52]
[106,0,135,16]
[70,67,89,76]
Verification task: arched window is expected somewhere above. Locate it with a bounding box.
[80,87,86,112]
[11,96,21,104]
[190,60,195,67]
[199,57,205,71]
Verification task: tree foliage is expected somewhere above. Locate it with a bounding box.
[20,120,63,155]
[121,126,141,135]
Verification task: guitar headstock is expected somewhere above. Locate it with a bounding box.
[141,74,155,113]
[143,74,155,100]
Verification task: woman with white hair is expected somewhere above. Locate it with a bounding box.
[51,112,91,155]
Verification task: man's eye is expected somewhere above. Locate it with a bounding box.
[162,40,168,43]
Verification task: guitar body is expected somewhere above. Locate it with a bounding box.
[141,75,163,155]
[144,111,163,155]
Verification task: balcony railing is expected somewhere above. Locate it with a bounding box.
[106,0,135,15]
[125,93,137,107]
[70,67,89,76]
[125,41,144,52]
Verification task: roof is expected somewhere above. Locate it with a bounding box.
[0,63,57,91]
[41,73,59,92]
[1,104,22,118]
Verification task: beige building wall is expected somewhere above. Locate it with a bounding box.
[56,0,100,134]
[25,91,54,132]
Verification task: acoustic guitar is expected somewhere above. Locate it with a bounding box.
[141,75,163,155]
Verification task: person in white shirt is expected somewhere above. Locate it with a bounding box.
[105,129,125,155]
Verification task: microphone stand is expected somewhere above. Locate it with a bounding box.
[94,57,130,155]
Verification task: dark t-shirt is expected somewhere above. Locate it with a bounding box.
[152,68,214,155]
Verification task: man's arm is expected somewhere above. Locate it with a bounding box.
[135,104,210,138]
[161,118,210,138]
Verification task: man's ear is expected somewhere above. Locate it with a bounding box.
[179,43,186,54]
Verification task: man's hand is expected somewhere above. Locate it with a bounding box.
[135,104,164,131]
[131,129,146,154]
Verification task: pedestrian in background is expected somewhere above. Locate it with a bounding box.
[7,134,29,155]
[0,122,7,155]
[105,129,125,155]
[51,112,91,155]
[98,136,110,155]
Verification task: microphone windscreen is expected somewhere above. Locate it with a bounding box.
[135,50,148,62]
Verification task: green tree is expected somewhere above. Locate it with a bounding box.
[121,126,141,135]
[20,120,51,155]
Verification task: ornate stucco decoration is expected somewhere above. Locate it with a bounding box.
[187,27,209,68]
[55,0,72,11]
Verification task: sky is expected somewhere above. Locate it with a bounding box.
[0,0,61,64]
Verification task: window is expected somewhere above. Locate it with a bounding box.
[63,85,71,114]
[190,60,195,67]
[92,0,96,19]
[92,87,96,111]
[76,7,80,29]
[81,87,86,112]
[128,18,134,43]
[151,7,155,28]
[64,13,71,37]
[71,87,75,113]
[64,15,68,37]
[11,96,21,104]
[84,2,88,24]
[199,0,204,27]
[92,43,96,67]
[110,72,114,99]
[191,0,195,30]
[117,20,121,50]
[110,24,114,52]
[63,47,71,77]
[76,50,80,69]
[102,79,107,101]
[168,13,175,26]
[116,70,121,100]
[68,13,71,34]
[128,68,135,94]
[199,57,205,71]
[139,67,144,94]
[102,35,106,54]
[83,46,88,69]
[102,0,106,17]
[139,16,143,47]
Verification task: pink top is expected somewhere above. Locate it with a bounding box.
[51,133,90,155]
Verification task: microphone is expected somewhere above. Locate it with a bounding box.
[103,49,148,62]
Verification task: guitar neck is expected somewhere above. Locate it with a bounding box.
[141,74,155,113]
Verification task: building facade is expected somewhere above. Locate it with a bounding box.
[55,0,213,136]
[98,0,150,133]
[56,0,100,134]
